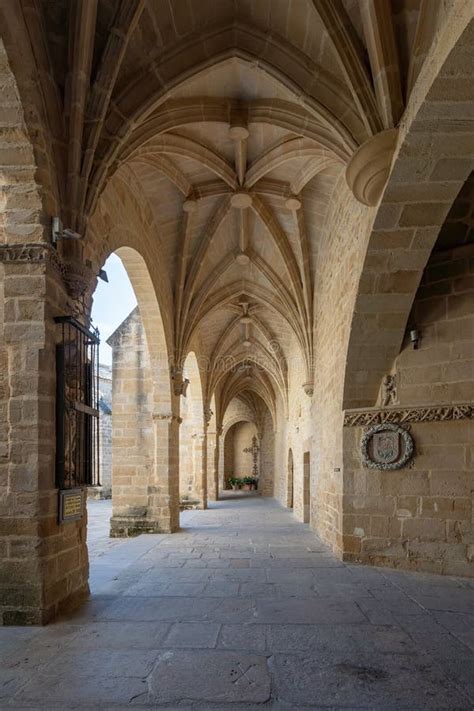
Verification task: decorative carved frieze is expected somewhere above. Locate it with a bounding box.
[0,243,64,275]
[344,403,474,427]
[152,412,183,425]
[0,244,96,301]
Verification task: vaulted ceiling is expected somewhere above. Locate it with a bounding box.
[1,0,435,420]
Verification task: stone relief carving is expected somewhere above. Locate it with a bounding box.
[344,403,474,427]
[361,423,414,470]
[379,374,397,407]
[0,243,64,275]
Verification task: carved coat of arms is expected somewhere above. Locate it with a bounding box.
[361,423,414,470]
[373,431,399,464]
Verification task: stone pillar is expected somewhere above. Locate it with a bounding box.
[206,430,219,501]
[109,309,155,537]
[191,432,207,509]
[145,413,180,533]
[0,247,89,624]
[217,428,225,492]
[110,410,180,536]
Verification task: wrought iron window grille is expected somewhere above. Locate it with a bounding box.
[55,316,101,490]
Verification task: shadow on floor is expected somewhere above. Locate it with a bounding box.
[217,490,260,501]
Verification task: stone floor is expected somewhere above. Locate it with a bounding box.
[1,494,473,709]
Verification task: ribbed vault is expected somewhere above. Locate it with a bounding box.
[0,0,451,426]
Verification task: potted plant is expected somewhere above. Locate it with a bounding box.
[228,476,242,491]
[242,476,256,491]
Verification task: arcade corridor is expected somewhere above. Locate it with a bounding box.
[0,496,473,708]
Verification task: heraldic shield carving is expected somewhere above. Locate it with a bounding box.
[361,423,414,470]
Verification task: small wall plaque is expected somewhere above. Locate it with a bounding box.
[361,423,414,470]
[59,488,84,523]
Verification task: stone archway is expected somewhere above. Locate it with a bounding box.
[99,247,177,537]
[223,419,259,489]
[344,18,474,409]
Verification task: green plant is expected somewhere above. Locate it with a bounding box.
[228,476,243,488]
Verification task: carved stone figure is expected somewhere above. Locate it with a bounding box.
[380,374,397,407]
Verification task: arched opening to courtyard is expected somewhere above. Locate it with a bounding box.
[223,419,259,490]
[90,247,176,538]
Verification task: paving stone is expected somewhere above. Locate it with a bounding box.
[255,598,367,624]
[15,675,149,705]
[412,590,474,614]
[433,611,474,652]
[218,624,268,651]
[267,624,416,656]
[2,497,474,708]
[147,650,271,704]
[164,622,220,648]
[122,581,170,596]
[65,621,171,649]
[41,649,159,677]
[202,581,240,596]
[269,652,470,708]
[101,596,218,621]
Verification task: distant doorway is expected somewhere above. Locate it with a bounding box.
[287,449,294,509]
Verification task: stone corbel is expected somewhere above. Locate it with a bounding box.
[302,382,314,397]
[204,408,214,427]
[171,366,190,397]
[63,259,94,300]
[346,128,398,207]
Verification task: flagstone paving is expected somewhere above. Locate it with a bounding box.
[1,493,473,709]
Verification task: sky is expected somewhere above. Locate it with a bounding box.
[90,253,137,366]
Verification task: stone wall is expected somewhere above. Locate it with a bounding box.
[259,409,275,497]
[340,184,474,576]
[233,421,258,478]
[342,417,473,577]
[397,241,474,405]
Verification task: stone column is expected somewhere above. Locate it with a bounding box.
[217,427,225,492]
[206,430,219,501]
[146,413,180,533]
[110,411,180,536]
[0,246,89,624]
[192,432,207,509]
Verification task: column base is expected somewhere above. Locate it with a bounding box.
[1,583,90,626]
[179,497,206,511]
[109,516,176,537]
